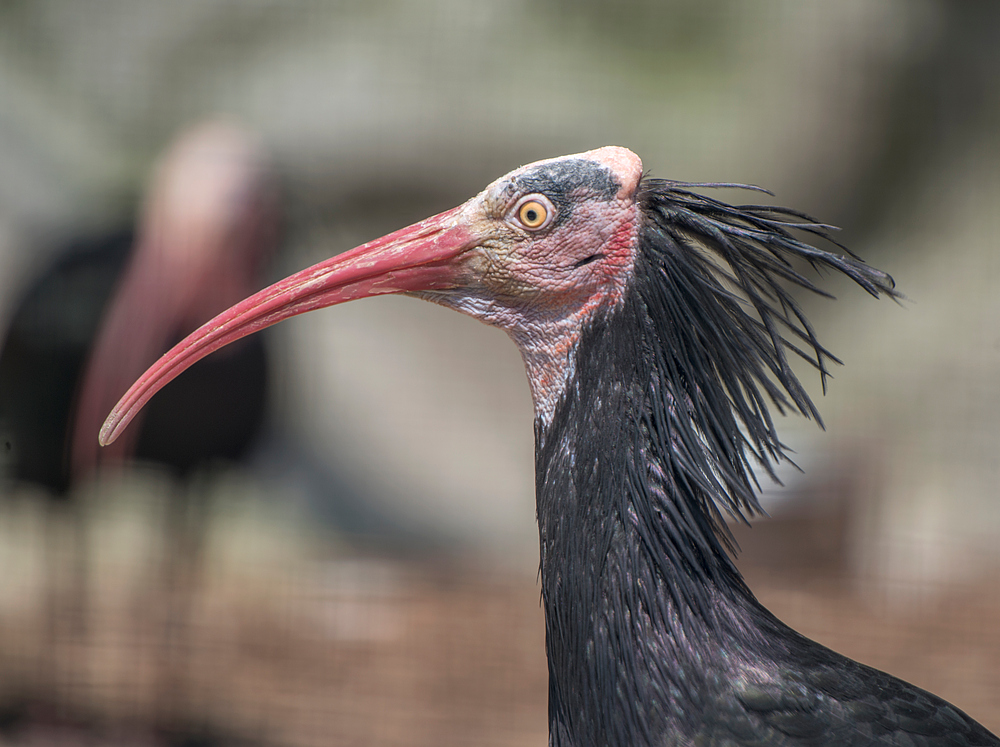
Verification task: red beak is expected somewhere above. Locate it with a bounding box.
[99,205,476,446]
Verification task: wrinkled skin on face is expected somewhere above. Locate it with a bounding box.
[423,147,643,420]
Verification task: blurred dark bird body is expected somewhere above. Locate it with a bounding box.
[0,232,268,493]
[103,148,999,746]
[0,230,129,493]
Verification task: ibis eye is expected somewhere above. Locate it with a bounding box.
[511,195,553,231]
[519,202,545,227]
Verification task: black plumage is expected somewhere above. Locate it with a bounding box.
[537,179,995,746]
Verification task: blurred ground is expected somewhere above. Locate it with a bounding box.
[0,486,997,746]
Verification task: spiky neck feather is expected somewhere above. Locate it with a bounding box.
[533,181,898,745]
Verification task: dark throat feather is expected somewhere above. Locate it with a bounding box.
[534,178,898,745]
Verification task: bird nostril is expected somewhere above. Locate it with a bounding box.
[573,254,604,269]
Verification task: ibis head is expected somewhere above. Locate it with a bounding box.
[101,146,645,443]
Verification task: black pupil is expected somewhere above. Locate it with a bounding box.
[525,208,538,222]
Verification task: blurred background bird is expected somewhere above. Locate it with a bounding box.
[0,120,279,744]
[0,1,998,745]
[69,120,277,483]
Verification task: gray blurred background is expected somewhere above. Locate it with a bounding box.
[0,1,998,745]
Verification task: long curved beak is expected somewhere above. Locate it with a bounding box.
[100,204,476,446]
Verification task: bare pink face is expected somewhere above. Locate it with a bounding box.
[427,147,643,417]
[101,146,644,444]
[444,147,640,310]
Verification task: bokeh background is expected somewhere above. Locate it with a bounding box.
[0,1,998,744]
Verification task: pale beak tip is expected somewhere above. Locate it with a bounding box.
[98,416,118,447]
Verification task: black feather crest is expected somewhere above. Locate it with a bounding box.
[635,178,899,535]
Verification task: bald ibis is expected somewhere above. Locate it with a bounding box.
[101,148,998,746]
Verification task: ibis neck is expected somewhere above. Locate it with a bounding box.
[532,290,764,745]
